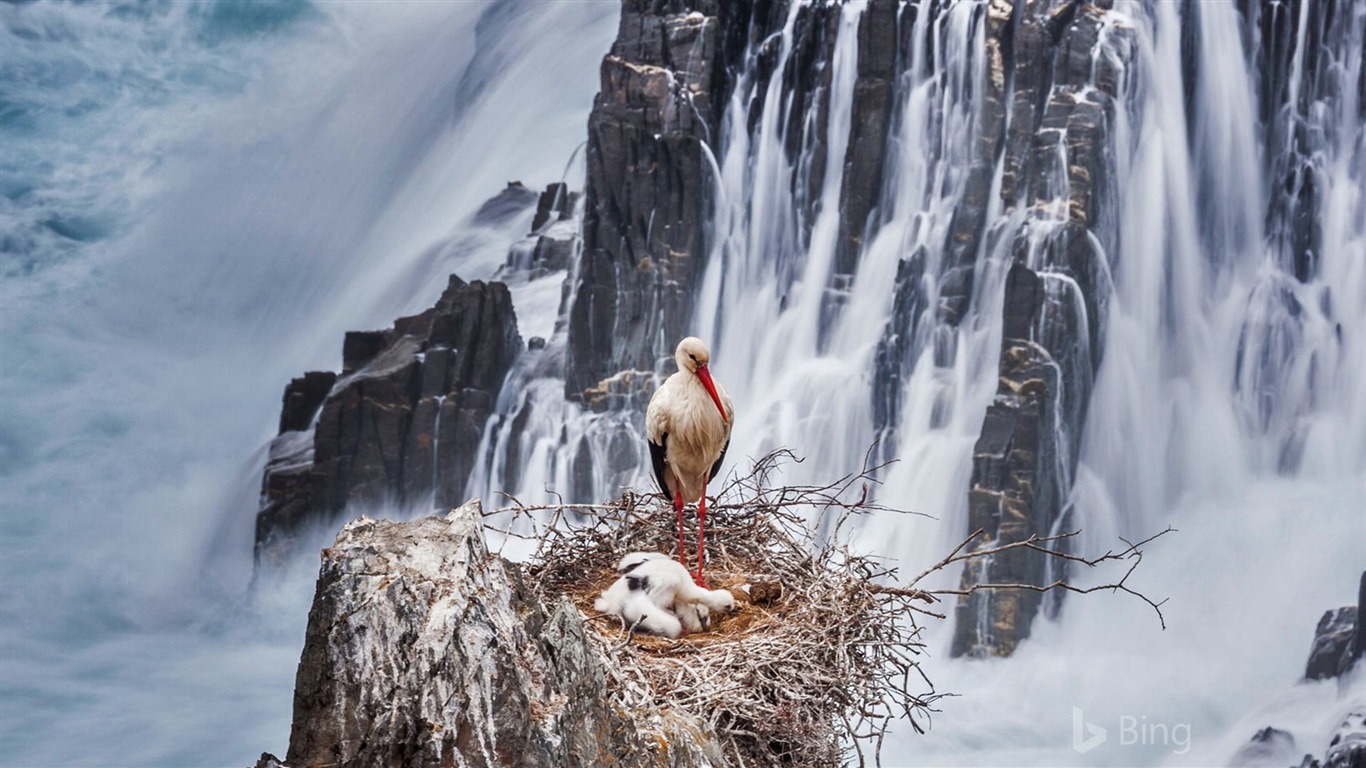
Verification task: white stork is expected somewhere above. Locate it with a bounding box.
[646,337,734,585]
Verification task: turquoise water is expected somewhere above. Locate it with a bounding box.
[0,2,616,764]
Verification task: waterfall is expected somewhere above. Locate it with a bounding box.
[473,0,1365,762]
[3,0,1362,764]
[431,393,447,492]
[0,2,616,764]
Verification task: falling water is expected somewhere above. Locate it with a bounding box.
[475,0,1364,763]
[4,0,1363,765]
[431,394,447,491]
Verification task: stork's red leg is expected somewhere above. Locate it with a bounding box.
[695,480,708,586]
[675,488,687,568]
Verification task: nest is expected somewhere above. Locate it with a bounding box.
[490,451,945,767]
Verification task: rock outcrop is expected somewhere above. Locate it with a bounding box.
[1230,727,1300,768]
[833,0,898,279]
[498,182,581,282]
[950,0,1125,657]
[255,276,522,568]
[1307,606,1361,681]
[1304,572,1365,681]
[1251,0,1361,284]
[566,2,721,398]
[280,500,725,768]
[565,0,779,399]
[1232,717,1366,768]
[952,264,1069,658]
[1296,712,1366,768]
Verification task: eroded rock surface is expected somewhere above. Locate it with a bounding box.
[950,0,1125,657]
[565,0,782,400]
[256,276,522,568]
[284,500,725,768]
[1304,573,1365,681]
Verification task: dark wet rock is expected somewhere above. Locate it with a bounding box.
[834,0,898,277]
[496,182,582,288]
[565,1,805,400]
[872,247,927,450]
[1230,727,1298,767]
[255,429,319,572]
[1300,712,1366,768]
[502,230,578,281]
[256,370,342,566]
[1324,713,1366,768]
[950,0,1128,658]
[566,4,723,399]
[530,182,579,233]
[341,330,387,375]
[255,276,521,569]
[472,180,539,226]
[278,371,337,433]
[780,3,842,234]
[581,368,656,414]
[936,0,1014,327]
[1305,604,1360,681]
[1246,0,1357,283]
[951,263,1070,658]
[285,500,724,768]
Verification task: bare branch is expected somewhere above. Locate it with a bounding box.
[481,448,1170,768]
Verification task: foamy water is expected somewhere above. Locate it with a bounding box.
[0,2,615,764]
[2,1,1362,766]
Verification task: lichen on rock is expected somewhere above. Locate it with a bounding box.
[284,499,725,768]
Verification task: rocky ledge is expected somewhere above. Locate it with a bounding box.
[1228,574,1366,768]
[1304,572,1365,682]
[255,276,522,569]
[1230,714,1366,768]
[261,500,724,768]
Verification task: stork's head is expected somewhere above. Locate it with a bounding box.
[675,337,728,424]
[675,336,711,374]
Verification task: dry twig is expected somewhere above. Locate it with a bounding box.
[483,449,1169,767]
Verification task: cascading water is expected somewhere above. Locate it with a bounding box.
[477,0,1364,763]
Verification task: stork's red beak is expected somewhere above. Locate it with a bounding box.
[695,364,728,424]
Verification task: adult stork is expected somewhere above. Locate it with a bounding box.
[646,337,734,585]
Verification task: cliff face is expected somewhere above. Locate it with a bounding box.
[256,276,522,568]
[558,0,1123,657]
[255,0,1362,661]
[948,0,1125,657]
[283,500,725,768]
[566,0,760,398]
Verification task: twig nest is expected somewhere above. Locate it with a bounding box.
[502,451,939,768]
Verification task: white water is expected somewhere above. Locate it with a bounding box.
[0,2,615,764]
[483,0,1366,764]
[725,2,1363,764]
[3,0,1363,766]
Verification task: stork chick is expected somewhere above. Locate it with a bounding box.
[594,552,736,638]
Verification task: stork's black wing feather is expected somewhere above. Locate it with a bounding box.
[649,433,672,502]
[708,438,730,482]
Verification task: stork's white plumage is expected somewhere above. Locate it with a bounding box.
[593,552,735,638]
[646,337,734,585]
